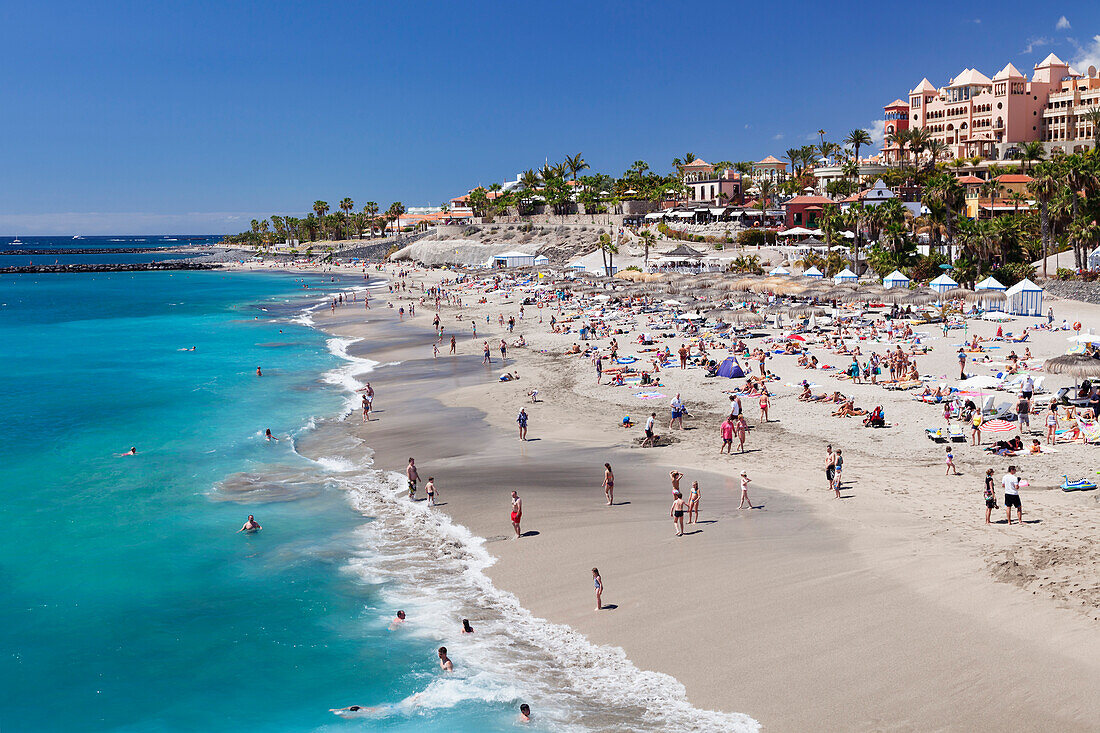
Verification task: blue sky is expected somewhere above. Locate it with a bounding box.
[1,1,1098,234]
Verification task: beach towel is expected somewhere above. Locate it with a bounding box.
[1076,418,1100,443]
[634,392,667,400]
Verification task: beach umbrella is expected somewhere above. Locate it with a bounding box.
[964,289,1006,303]
[980,419,1016,433]
[731,311,766,325]
[790,306,829,316]
[1043,354,1100,376]
[942,287,973,300]
[901,291,940,305]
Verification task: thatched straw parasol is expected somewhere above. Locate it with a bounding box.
[642,272,666,283]
[1043,354,1100,376]
[941,287,974,300]
[900,290,940,305]
[789,305,829,316]
[964,290,1007,303]
[731,310,766,325]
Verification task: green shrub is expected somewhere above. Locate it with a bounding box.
[1056,267,1076,281]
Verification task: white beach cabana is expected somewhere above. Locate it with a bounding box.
[533,255,550,266]
[975,275,1007,312]
[929,273,958,294]
[802,266,824,279]
[492,250,536,268]
[1005,278,1044,316]
[833,267,857,284]
[566,260,587,272]
[882,270,910,289]
[769,265,790,275]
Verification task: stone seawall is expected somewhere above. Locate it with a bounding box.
[1043,280,1100,305]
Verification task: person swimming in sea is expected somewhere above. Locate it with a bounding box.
[437,646,453,672]
[264,429,278,442]
[115,446,137,457]
[237,515,261,533]
[518,703,532,723]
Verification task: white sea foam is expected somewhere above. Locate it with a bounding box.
[334,467,759,732]
[322,337,379,417]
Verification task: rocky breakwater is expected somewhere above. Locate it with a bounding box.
[1044,280,1100,305]
[0,262,219,274]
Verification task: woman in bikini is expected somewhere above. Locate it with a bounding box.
[758,390,770,423]
[603,463,615,506]
[687,481,700,523]
[669,470,683,495]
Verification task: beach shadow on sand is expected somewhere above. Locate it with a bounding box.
[610,501,631,506]
[599,604,619,611]
[521,530,540,537]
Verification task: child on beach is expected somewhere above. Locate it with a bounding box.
[832,449,843,498]
[670,491,687,536]
[669,470,683,495]
[592,568,603,610]
[603,463,614,506]
[1046,404,1058,444]
[983,469,998,524]
[945,447,959,475]
[738,471,755,509]
[425,477,437,506]
[687,481,700,523]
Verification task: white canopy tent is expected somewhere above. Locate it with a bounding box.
[802,266,824,278]
[533,254,550,266]
[833,268,857,284]
[1005,278,1043,316]
[769,265,790,275]
[976,276,1006,312]
[882,270,910,289]
[929,273,958,294]
[779,227,812,237]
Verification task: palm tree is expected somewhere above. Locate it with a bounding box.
[339,197,354,239]
[313,201,329,239]
[908,128,931,168]
[682,153,696,166]
[844,129,873,165]
[926,139,948,170]
[362,201,379,238]
[639,230,656,267]
[564,153,589,183]
[1083,107,1100,148]
[387,202,405,236]
[886,128,911,166]
[817,129,826,149]
[784,148,803,178]
[1016,141,1045,173]
[1028,161,1059,277]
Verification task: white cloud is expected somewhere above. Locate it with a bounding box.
[1057,15,1071,30]
[744,123,751,129]
[772,132,784,140]
[1071,34,1100,73]
[1024,36,1051,54]
[867,120,887,150]
[0,211,271,236]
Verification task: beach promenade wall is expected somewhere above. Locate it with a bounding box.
[0,263,218,274]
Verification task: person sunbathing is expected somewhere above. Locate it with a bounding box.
[832,399,866,417]
[825,391,846,403]
[798,384,825,401]
[987,436,1023,454]
[863,406,885,427]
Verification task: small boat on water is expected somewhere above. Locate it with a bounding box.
[10,237,23,245]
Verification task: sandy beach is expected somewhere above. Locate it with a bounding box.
[295,262,1099,731]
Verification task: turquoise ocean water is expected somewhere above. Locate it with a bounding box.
[0,270,756,733]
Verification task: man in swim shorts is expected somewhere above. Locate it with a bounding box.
[237,515,261,533]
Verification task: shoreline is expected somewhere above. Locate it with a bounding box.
[299,265,1100,731]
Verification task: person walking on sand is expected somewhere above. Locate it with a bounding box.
[758,390,770,423]
[945,446,959,475]
[1016,392,1031,435]
[757,350,766,377]
[669,393,685,430]
[983,468,998,524]
[670,491,687,536]
[957,349,967,380]
[595,353,602,384]
[825,445,836,492]
[687,481,700,523]
[642,413,656,447]
[738,471,755,509]
[425,477,437,506]
[592,568,603,611]
[669,470,684,495]
[361,394,371,422]
[450,335,456,354]
[720,416,734,454]
[516,408,528,441]
[971,410,983,445]
[735,413,748,452]
[678,343,689,369]
[1002,465,1023,525]
[510,491,523,538]
[482,341,491,364]
[603,463,614,505]
[832,449,843,498]
[500,338,507,362]
[406,457,420,499]
[1046,403,1058,445]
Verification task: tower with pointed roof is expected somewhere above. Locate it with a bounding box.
[884,52,1098,165]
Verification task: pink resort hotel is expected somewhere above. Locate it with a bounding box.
[883,53,1100,164]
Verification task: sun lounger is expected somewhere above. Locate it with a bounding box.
[925,427,948,442]
[948,425,966,441]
